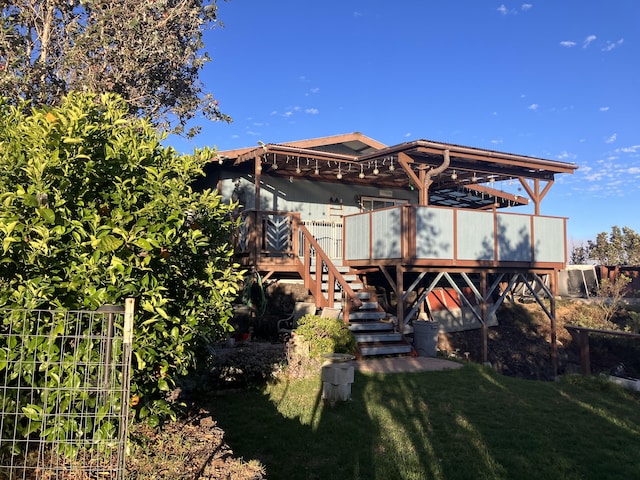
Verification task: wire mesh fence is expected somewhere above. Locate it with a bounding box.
[0,299,134,479]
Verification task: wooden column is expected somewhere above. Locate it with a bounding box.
[549,271,558,377]
[396,266,405,328]
[480,271,488,363]
[254,155,262,211]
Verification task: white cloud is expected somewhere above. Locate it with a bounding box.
[599,106,610,112]
[528,103,539,111]
[602,38,624,52]
[585,172,605,182]
[491,139,503,145]
[305,108,319,115]
[616,145,640,154]
[560,41,576,48]
[310,87,320,94]
[498,4,531,15]
[353,11,363,17]
[282,111,293,118]
[583,35,597,48]
[605,133,617,144]
[627,167,640,174]
[557,151,576,160]
[404,132,412,138]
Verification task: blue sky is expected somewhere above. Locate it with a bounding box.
[168,1,639,244]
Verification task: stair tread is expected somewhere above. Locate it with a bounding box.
[359,344,413,356]
[348,311,386,320]
[323,283,363,291]
[349,321,394,332]
[332,291,370,300]
[355,333,403,342]
[321,274,357,282]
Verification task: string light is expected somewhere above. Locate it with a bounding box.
[359,164,365,179]
[272,153,278,170]
[314,159,319,175]
[337,163,343,180]
[451,170,458,180]
[389,158,395,171]
[295,157,301,174]
[471,172,478,183]
[373,161,379,175]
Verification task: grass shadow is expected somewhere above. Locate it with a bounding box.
[204,364,640,480]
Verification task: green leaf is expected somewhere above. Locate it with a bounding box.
[22,404,43,421]
[36,208,55,224]
[97,235,123,253]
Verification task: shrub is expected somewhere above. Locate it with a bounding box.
[293,314,357,358]
[0,93,243,428]
[595,274,632,324]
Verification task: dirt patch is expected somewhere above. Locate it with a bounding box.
[442,298,640,380]
[127,406,266,480]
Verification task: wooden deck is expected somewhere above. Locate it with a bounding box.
[236,206,567,273]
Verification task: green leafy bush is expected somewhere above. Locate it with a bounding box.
[294,314,357,358]
[0,93,244,429]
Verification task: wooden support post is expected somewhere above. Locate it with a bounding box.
[480,272,488,364]
[396,266,405,328]
[480,272,489,363]
[576,331,591,375]
[549,272,558,377]
[254,155,262,211]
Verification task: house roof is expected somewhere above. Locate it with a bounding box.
[216,133,578,210]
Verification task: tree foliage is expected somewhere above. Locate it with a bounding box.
[568,242,589,265]
[0,92,243,425]
[587,226,640,266]
[0,0,230,135]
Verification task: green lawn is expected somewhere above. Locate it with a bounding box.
[206,364,640,480]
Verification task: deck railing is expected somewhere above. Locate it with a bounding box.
[343,204,567,268]
[236,210,361,317]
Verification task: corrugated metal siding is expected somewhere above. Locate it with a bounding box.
[497,214,532,262]
[371,209,402,259]
[534,216,566,263]
[416,207,454,259]
[457,210,495,261]
[345,214,370,260]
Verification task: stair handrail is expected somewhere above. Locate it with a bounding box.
[295,218,362,321]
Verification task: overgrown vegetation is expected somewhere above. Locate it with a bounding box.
[567,274,635,330]
[283,313,357,379]
[0,93,243,431]
[294,314,357,358]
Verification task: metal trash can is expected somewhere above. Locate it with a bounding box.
[412,320,440,357]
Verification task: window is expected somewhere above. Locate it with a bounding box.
[358,196,407,212]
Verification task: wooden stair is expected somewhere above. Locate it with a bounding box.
[316,266,413,358]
